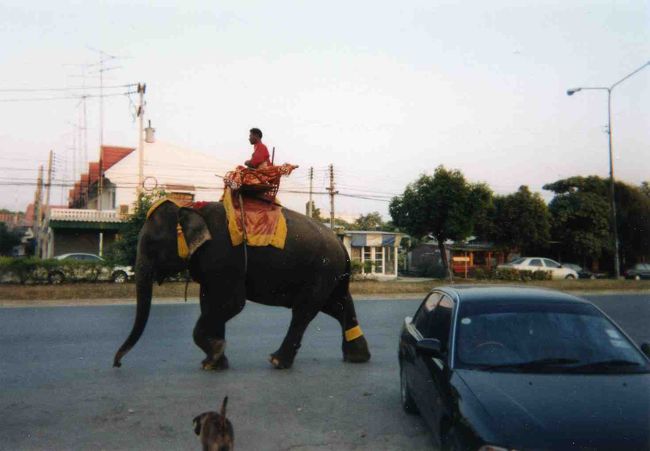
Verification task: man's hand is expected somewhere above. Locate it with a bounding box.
[244,160,253,168]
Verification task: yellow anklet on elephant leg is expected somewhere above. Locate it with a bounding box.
[345,325,363,342]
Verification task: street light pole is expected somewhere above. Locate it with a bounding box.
[567,61,649,279]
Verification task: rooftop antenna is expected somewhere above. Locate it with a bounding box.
[86,47,127,210]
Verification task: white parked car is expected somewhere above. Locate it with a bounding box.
[49,253,134,284]
[498,257,579,280]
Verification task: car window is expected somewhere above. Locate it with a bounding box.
[455,301,649,373]
[66,254,83,261]
[413,292,441,333]
[529,259,543,267]
[423,296,454,351]
[543,259,561,268]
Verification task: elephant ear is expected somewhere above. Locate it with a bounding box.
[178,207,212,258]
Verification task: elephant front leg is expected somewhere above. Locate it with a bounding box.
[193,317,229,371]
[193,280,245,371]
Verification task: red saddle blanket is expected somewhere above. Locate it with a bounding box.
[222,187,287,249]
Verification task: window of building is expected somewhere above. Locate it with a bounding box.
[374,246,383,273]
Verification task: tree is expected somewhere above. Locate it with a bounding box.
[641,182,650,199]
[479,186,550,256]
[105,190,166,266]
[305,201,323,221]
[352,212,386,231]
[543,176,650,270]
[390,166,491,280]
[0,222,21,256]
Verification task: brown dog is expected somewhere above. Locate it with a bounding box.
[193,396,234,451]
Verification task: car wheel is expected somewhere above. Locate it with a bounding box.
[112,271,128,284]
[565,274,576,280]
[49,271,65,285]
[400,365,419,415]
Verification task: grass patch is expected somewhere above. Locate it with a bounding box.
[0,278,648,302]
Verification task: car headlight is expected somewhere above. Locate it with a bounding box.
[478,446,519,451]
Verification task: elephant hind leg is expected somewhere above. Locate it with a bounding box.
[270,282,329,369]
[321,292,371,363]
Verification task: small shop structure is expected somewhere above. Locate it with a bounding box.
[406,240,508,277]
[339,231,404,279]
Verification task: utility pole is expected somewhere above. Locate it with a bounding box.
[326,164,338,229]
[43,150,53,258]
[34,165,43,257]
[45,150,53,211]
[137,83,146,196]
[308,167,314,218]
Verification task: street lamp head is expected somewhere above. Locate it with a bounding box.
[567,88,581,96]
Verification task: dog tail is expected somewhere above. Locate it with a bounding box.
[220,396,228,418]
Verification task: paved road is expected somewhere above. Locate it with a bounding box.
[1,294,648,450]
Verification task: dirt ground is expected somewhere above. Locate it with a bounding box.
[0,278,648,307]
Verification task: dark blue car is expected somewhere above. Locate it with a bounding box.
[398,286,650,450]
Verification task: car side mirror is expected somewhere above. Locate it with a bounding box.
[416,338,443,358]
[641,343,650,358]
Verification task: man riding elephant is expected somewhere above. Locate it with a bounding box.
[113,176,371,370]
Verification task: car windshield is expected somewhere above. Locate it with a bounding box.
[508,257,525,265]
[455,301,649,374]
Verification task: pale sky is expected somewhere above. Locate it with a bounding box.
[1,0,648,218]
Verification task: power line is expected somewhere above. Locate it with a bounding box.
[0,91,137,103]
[0,83,136,93]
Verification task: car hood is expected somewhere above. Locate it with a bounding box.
[455,369,650,450]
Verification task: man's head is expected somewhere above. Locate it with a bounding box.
[249,128,263,144]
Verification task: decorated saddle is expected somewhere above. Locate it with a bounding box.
[222,163,298,249]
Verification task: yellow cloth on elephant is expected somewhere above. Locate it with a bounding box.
[223,187,287,249]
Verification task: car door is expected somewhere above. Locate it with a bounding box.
[528,258,543,271]
[407,292,442,408]
[543,258,562,278]
[413,294,454,444]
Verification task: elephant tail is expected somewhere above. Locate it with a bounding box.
[113,258,154,368]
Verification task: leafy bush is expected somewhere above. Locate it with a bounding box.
[350,260,363,275]
[476,267,551,282]
[0,257,115,284]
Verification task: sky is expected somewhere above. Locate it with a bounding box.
[0,0,648,219]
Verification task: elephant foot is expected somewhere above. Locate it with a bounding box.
[269,351,294,370]
[202,354,229,371]
[343,335,371,363]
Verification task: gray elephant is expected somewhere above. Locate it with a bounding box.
[113,199,371,370]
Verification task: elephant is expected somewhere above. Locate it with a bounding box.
[113,199,371,370]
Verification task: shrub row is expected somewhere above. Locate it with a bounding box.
[473,267,552,281]
[0,257,116,284]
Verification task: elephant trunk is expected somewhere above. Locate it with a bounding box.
[113,256,153,368]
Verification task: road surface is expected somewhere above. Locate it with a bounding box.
[1,294,648,450]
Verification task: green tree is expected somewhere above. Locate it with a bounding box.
[0,222,22,256]
[480,186,550,256]
[352,211,385,231]
[105,190,166,266]
[390,166,491,280]
[305,201,323,221]
[543,176,650,270]
[641,181,650,199]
